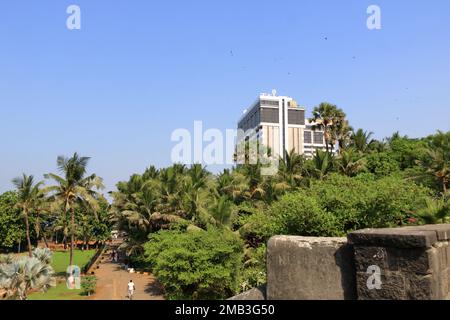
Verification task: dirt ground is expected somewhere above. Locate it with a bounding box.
[89,260,165,300]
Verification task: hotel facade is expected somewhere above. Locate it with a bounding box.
[237,91,330,159]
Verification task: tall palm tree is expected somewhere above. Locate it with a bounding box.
[419,148,450,193]
[350,129,374,153]
[310,102,346,153]
[332,118,353,153]
[44,153,104,266]
[12,174,44,257]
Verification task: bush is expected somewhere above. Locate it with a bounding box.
[239,244,267,293]
[309,173,432,231]
[144,228,244,300]
[365,152,400,177]
[241,174,433,240]
[239,209,278,246]
[81,276,97,296]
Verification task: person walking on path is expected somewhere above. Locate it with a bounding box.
[127,280,136,300]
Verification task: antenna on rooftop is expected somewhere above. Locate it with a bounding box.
[272,89,277,96]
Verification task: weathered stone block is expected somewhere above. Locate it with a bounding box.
[406,274,438,300]
[348,228,438,249]
[228,286,266,300]
[356,271,406,300]
[394,248,434,275]
[402,224,450,241]
[266,236,356,300]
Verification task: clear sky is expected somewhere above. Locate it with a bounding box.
[1,0,449,194]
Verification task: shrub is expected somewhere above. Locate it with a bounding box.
[269,192,342,237]
[144,229,244,300]
[309,173,432,231]
[239,244,267,293]
[81,276,97,296]
[365,152,400,177]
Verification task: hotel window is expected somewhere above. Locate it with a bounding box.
[304,131,312,144]
[313,132,324,144]
[260,100,279,106]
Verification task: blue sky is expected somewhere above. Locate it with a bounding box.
[1,0,449,194]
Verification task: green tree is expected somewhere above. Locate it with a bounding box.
[12,174,44,257]
[309,102,346,153]
[350,129,374,153]
[0,192,24,249]
[337,148,367,177]
[418,131,450,193]
[44,153,104,266]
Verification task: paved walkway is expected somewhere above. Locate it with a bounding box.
[89,241,165,300]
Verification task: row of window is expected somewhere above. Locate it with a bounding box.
[260,100,280,106]
[304,131,324,144]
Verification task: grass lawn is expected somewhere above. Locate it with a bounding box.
[28,250,97,300]
[51,250,96,275]
[28,281,88,300]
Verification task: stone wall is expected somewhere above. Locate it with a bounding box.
[266,236,356,300]
[348,224,450,300]
[230,224,450,300]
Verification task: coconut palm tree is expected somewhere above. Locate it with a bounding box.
[12,174,44,257]
[416,197,450,224]
[337,149,367,177]
[311,150,333,180]
[279,150,305,188]
[310,103,346,153]
[350,129,374,153]
[216,169,249,203]
[332,118,353,153]
[44,153,104,266]
[418,131,450,194]
[208,195,235,228]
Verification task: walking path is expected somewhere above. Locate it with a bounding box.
[89,240,164,300]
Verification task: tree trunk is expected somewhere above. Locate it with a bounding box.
[70,206,75,267]
[24,208,33,257]
[443,179,447,194]
[42,234,49,248]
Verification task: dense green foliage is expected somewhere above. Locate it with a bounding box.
[0,192,24,249]
[144,229,243,300]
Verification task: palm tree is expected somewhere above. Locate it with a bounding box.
[44,153,104,266]
[419,148,450,194]
[310,103,346,153]
[332,118,353,153]
[208,195,234,228]
[420,131,450,194]
[416,197,450,224]
[0,253,55,300]
[350,129,374,153]
[311,150,333,180]
[337,149,367,177]
[12,174,44,257]
[279,150,304,188]
[216,169,248,203]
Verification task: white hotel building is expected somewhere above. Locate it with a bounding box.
[237,91,330,159]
